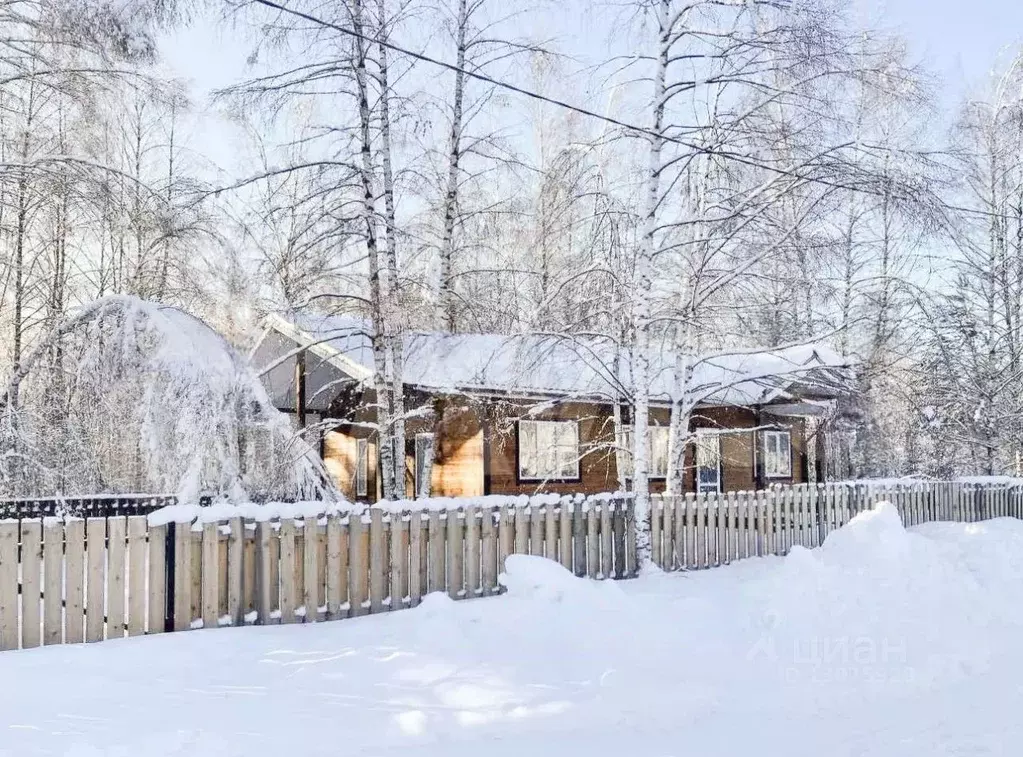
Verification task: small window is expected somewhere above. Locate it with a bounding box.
[622,425,671,479]
[763,430,792,478]
[415,433,434,497]
[695,431,721,493]
[518,420,579,481]
[355,438,368,497]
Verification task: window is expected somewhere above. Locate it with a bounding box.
[763,430,792,478]
[695,431,721,494]
[518,420,580,480]
[415,433,434,497]
[622,426,671,479]
[355,438,368,497]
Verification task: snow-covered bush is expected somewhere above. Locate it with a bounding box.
[0,295,337,502]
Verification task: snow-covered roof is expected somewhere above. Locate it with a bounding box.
[263,312,849,408]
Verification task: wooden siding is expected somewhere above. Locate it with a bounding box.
[321,393,811,500]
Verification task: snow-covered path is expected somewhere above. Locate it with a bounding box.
[3,504,1023,756]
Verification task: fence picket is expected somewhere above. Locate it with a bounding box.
[106,517,127,639]
[530,504,544,557]
[428,510,444,595]
[126,517,147,636]
[0,522,16,650]
[303,516,321,620]
[65,520,86,643]
[559,499,573,572]
[481,507,498,594]
[43,520,63,644]
[573,499,587,576]
[466,505,481,597]
[447,508,463,599]
[586,505,599,578]
[200,522,219,629]
[351,513,369,616]
[407,512,422,607]
[498,504,513,574]
[20,520,42,649]
[651,495,662,568]
[86,518,106,642]
[600,501,613,578]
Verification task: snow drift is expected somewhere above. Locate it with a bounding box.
[4,504,1023,756]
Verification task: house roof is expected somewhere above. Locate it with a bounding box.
[263,312,850,409]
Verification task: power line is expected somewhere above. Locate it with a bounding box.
[247,0,1014,223]
[249,0,697,149]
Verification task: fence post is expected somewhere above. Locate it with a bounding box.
[164,522,175,633]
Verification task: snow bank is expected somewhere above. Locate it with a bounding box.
[5,503,1023,756]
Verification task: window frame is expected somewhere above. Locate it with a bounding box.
[694,430,722,494]
[763,429,793,479]
[355,438,369,497]
[621,425,671,480]
[516,419,581,483]
[414,433,434,497]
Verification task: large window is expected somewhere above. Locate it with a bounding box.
[518,420,580,481]
[695,431,721,493]
[622,426,671,479]
[763,430,792,478]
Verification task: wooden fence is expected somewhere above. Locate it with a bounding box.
[0,481,1018,651]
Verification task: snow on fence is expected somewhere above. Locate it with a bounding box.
[0,481,1018,651]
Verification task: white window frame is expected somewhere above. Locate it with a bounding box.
[414,433,434,497]
[355,438,368,497]
[622,425,670,479]
[517,420,580,481]
[763,429,792,479]
[695,431,721,494]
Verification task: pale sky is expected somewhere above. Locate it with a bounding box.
[158,0,1023,178]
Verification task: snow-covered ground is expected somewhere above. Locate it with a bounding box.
[4,504,1023,756]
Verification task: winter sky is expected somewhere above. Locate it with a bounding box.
[158,0,1023,179]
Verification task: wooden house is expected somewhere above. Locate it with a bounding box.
[254,313,848,502]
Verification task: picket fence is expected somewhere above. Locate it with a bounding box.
[0,481,1018,651]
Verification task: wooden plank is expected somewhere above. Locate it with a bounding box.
[428,510,444,594]
[465,505,481,597]
[106,517,127,639]
[685,494,696,567]
[303,517,320,621]
[650,495,662,568]
[65,520,86,643]
[626,500,638,576]
[544,501,558,561]
[498,504,513,573]
[200,522,219,630]
[736,492,747,560]
[389,512,406,610]
[254,522,272,624]
[125,517,147,636]
[530,504,544,557]
[0,522,17,650]
[85,518,106,642]
[279,520,297,623]
[325,516,343,618]
[20,520,42,649]
[350,513,369,615]
[573,500,586,576]
[600,501,613,579]
[42,520,63,645]
[514,504,529,556]
[447,508,463,599]
[694,496,706,569]
[728,493,739,563]
[144,523,166,635]
[662,495,674,570]
[226,517,244,626]
[559,500,573,571]
[613,502,627,578]
[586,506,598,578]
[407,512,423,607]
[368,509,386,612]
[481,506,498,595]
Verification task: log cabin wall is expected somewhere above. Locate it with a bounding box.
[319,390,810,501]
